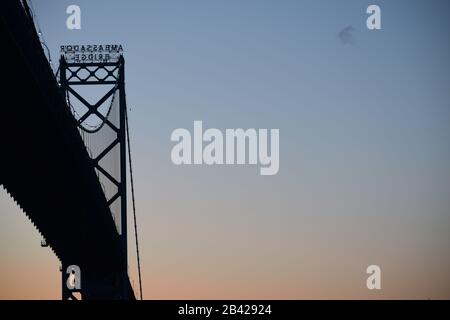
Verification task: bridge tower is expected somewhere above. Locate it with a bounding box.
[59,51,130,299]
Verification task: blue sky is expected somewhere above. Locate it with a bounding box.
[1,0,449,298]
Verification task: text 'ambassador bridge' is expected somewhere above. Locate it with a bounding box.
[0,0,142,299]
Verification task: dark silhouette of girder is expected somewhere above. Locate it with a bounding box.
[0,0,135,299]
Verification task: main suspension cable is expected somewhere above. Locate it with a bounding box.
[125,108,143,300]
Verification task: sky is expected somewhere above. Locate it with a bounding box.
[1,0,450,299]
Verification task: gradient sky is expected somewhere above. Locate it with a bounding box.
[1,0,450,299]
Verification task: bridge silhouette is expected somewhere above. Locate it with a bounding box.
[1,0,141,299]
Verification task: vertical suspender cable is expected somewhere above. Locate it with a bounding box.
[125,109,143,300]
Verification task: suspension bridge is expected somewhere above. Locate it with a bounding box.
[0,0,142,300]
